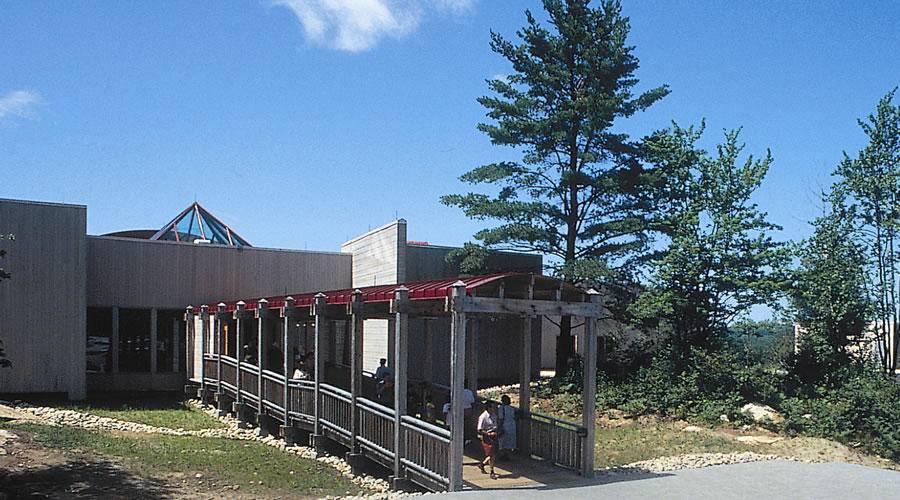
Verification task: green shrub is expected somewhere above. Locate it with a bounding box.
[777,368,900,461]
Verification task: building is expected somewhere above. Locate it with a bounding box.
[0,197,541,399]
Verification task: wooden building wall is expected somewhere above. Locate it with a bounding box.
[406,244,543,281]
[87,237,352,309]
[0,199,87,399]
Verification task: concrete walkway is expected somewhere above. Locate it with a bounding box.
[438,460,900,499]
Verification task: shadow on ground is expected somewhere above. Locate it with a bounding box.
[0,456,179,499]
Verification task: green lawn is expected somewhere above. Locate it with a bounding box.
[3,421,366,497]
[52,394,225,431]
[58,400,224,431]
[595,422,754,467]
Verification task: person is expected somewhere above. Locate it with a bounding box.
[477,401,499,479]
[375,372,393,401]
[463,385,475,444]
[374,358,392,381]
[424,394,436,424]
[497,395,517,459]
[442,398,452,430]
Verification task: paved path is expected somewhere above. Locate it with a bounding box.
[440,460,900,499]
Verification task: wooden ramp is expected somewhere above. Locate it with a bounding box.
[463,445,585,490]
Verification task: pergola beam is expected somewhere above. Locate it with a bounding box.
[452,296,601,317]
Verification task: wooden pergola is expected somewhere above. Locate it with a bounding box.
[186,273,602,491]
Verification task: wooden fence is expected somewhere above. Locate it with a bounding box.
[200,352,585,491]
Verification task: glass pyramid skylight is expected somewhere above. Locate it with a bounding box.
[150,202,251,247]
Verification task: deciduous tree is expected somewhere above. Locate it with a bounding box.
[832,89,900,372]
[633,123,790,360]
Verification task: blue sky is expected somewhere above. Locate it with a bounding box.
[2,0,899,257]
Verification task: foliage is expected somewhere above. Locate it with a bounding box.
[727,319,795,369]
[442,0,669,375]
[777,367,900,462]
[790,204,872,386]
[557,348,784,425]
[831,89,900,372]
[632,123,790,358]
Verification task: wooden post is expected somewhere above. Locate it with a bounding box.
[387,317,396,376]
[283,297,295,427]
[173,315,181,374]
[328,320,337,365]
[581,291,601,478]
[466,319,478,398]
[235,301,245,410]
[200,305,209,391]
[216,303,226,416]
[314,293,327,440]
[185,306,194,383]
[111,306,120,373]
[423,319,433,382]
[448,281,467,492]
[392,286,409,484]
[150,308,158,375]
[519,277,534,455]
[257,298,267,417]
[349,290,364,454]
[519,316,532,455]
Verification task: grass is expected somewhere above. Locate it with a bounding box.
[2,421,366,497]
[58,401,224,431]
[46,392,225,431]
[594,422,754,467]
[527,391,755,467]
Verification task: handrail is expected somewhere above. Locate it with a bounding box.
[320,383,351,401]
[357,436,394,459]
[287,379,316,389]
[530,411,584,432]
[400,415,450,442]
[357,397,395,419]
[401,458,450,485]
[220,355,238,367]
[261,369,283,383]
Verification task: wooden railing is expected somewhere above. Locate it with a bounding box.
[357,397,395,460]
[319,383,352,439]
[528,412,584,471]
[401,415,450,488]
[262,370,285,417]
[288,380,316,422]
[198,354,587,489]
[239,364,259,406]
[220,355,238,392]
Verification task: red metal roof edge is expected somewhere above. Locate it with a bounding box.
[197,273,578,313]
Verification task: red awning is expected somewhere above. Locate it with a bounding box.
[200,273,584,312]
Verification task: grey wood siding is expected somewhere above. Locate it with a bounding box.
[0,199,87,399]
[87,237,352,309]
[341,219,406,287]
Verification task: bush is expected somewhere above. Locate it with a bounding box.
[778,367,900,461]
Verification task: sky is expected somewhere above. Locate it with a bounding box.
[3,0,899,258]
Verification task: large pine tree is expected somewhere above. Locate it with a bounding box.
[442,0,668,375]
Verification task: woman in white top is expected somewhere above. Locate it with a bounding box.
[498,395,517,458]
[476,401,499,479]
